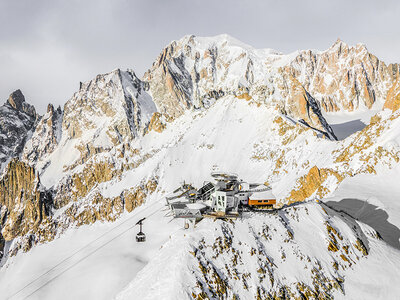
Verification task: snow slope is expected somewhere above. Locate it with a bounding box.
[1,34,400,300]
[0,195,182,299]
[116,202,400,299]
[325,165,400,249]
[322,101,383,140]
[1,95,400,299]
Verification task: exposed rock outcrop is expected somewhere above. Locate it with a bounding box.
[286,39,399,112]
[0,90,38,171]
[287,166,344,203]
[0,159,52,258]
[282,76,337,139]
[144,43,194,118]
[7,89,37,119]
[123,179,158,213]
[62,68,156,147]
[146,35,395,139]
[384,79,400,112]
[22,104,63,164]
[147,112,167,133]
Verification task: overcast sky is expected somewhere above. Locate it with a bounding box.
[1,0,399,113]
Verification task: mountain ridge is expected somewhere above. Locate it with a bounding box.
[1,34,400,299]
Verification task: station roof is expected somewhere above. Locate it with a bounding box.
[186,202,208,210]
[249,189,275,200]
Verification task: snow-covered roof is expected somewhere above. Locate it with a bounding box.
[249,189,275,200]
[186,202,207,210]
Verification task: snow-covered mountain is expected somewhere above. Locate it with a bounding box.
[117,202,399,300]
[1,34,400,299]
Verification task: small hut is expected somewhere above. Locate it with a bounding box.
[248,189,276,208]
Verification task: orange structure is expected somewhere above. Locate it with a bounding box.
[248,198,276,206]
[248,189,277,208]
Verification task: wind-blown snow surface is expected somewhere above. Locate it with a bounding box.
[326,165,400,250]
[2,199,399,299]
[52,96,285,195]
[322,102,383,140]
[115,202,400,300]
[2,94,400,299]
[0,96,280,299]
[0,196,182,299]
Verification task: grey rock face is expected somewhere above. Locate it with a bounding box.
[0,90,38,171]
[22,103,63,165]
[7,89,37,119]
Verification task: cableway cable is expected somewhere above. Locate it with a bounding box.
[22,206,163,299]
[7,197,166,300]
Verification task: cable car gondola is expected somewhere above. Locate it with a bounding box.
[135,218,146,242]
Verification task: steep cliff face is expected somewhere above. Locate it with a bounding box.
[282,75,337,139]
[0,159,52,258]
[0,157,159,257]
[0,90,37,171]
[63,69,156,145]
[144,42,194,119]
[287,166,344,204]
[286,40,399,112]
[22,104,63,165]
[6,89,37,118]
[21,69,160,192]
[37,68,158,177]
[0,71,160,257]
[384,79,400,112]
[144,35,397,139]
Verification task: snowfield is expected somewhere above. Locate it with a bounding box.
[116,201,400,300]
[1,96,400,299]
[0,196,182,299]
[1,34,400,299]
[2,199,400,299]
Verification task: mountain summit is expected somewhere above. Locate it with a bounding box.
[7,89,37,118]
[0,90,37,170]
[1,35,400,299]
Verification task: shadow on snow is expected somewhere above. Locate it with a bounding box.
[325,198,400,249]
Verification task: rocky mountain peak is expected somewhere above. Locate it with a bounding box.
[331,37,347,47]
[7,89,25,109]
[0,91,38,172]
[47,103,54,114]
[46,103,62,116]
[144,34,339,137]
[325,38,370,60]
[328,38,364,55]
[50,67,158,174]
[22,102,63,165]
[6,89,37,119]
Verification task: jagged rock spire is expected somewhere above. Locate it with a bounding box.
[6,89,37,119]
[7,89,25,109]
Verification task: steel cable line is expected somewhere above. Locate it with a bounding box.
[21,206,165,300]
[7,197,166,300]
